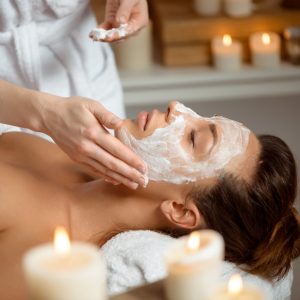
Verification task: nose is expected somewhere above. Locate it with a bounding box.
[166,101,178,122]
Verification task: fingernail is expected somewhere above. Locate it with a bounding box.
[138,165,147,174]
[138,176,146,187]
[105,178,120,185]
[105,179,114,184]
[130,182,139,190]
[111,117,122,127]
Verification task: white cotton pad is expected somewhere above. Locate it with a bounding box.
[90,24,128,41]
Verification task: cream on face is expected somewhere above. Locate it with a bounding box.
[118,103,250,185]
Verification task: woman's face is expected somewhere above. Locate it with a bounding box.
[115,102,260,185]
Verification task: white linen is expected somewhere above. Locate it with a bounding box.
[0,0,125,139]
[102,230,293,300]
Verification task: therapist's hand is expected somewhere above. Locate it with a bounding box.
[98,0,149,42]
[42,96,147,189]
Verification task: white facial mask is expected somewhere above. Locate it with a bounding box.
[118,103,250,185]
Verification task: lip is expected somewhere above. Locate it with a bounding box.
[145,110,155,131]
[137,111,149,131]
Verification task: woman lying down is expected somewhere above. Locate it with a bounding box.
[0,101,299,299]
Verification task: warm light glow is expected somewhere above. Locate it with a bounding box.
[262,33,271,45]
[228,274,243,294]
[54,226,71,255]
[187,231,201,252]
[223,34,232,47]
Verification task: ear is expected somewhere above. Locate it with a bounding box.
[160,199,202,229]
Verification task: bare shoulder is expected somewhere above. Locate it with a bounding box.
[0,132,63,165]
[0,132,50,159]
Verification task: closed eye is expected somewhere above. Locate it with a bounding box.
[190,130,195,148]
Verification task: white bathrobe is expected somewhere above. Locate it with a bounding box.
[0,0,125,138]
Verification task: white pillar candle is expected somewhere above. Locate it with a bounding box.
[164,230,224,300]
[23,227,106,300]
[224,0,252,17]
[193,0,221,16]
[212,35,242,71]
[250,32,281,69]
[212,274,266,300]
[113,22,153,71]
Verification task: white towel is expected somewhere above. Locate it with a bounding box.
[101,230,293,300]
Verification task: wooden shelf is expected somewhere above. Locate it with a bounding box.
[149,0,300,66]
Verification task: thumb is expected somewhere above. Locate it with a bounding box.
[93,105,123,129]
[116,0,136,24]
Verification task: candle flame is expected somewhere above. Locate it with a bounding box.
[262,33,271,45]
[54,226,71,255]
[223,35,232,47]
[228,274,243,294]
[187,231,201,252]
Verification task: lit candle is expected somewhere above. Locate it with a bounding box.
[224,0,252,17]
[23,226,106,300]
[164,230,224,300]
[212,274,266,300]
[212,35,242,71]
[250,32,281,69]
[193,0,221,16]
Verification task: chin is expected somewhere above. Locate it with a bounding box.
[117,119,145,140]
[115,119,134,138]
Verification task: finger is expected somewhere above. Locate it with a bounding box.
[91,103,123,129]
[116,0,137,24]
[82,156,139,190]
[104,177,121,185]
[98,21,114,30]
[88,143,146,186]
[86,166,121,185]
[79,160,106,179]
[97,133,147,174]
[126,11,149,35]
[124,1,149,35]
[77,155,121,185]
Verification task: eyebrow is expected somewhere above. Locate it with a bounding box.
[208,123,217,155]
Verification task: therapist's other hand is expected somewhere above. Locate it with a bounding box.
[98,0,149,42]
[42,97,147,189]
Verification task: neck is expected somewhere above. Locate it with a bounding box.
[68,179,166,246]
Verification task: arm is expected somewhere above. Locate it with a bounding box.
[0,80,147,189]
[0,80,48,132]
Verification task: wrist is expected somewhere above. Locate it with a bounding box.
[30,91,62,134]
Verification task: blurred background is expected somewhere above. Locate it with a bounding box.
[92,0,300,298]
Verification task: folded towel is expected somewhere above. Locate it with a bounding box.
[102,230,174,295]
[101,230,293,300]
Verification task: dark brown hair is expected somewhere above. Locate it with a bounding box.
[188,134,300,280]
